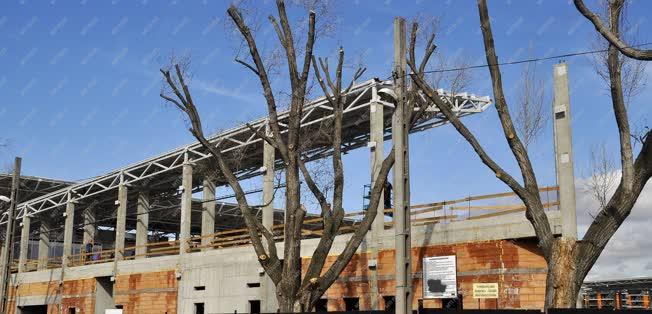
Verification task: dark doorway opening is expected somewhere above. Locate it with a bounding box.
[315,299,328,312]
[344,297,360,311]
[442,296,462,310]
[194,303,204,314]
[249,300,261,313]
[17,305,47,314]
[383,295,396,312]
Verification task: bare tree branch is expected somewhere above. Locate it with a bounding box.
[585,143,618,214]
[228,4,290,163]
[574,0,652,60]
[159,63,283,285]
[513,62,548,150]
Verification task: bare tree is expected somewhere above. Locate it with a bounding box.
[631,118,650,147]
[407,0,652,308]
[589,1,647,107]
[159,1,399,311]
[575,0,652,60]
[513,62,547,150]
[585,143,618,213]
[426,54,473,96]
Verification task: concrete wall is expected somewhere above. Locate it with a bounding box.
[7,211,561,313]
[94,277,114,314]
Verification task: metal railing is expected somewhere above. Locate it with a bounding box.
[14,186,558,272]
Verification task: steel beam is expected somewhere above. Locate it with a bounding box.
[8,80,491,225]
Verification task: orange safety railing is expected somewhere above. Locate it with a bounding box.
[13,186,558,272]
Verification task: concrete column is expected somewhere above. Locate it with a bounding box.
[17,214,31,273]
[37,221,50,270]
[135,191,150,259]
[62,194,75,267]
[368,93,385,310]
[393,17,412,314]
[552,62,577,240]
[261,125,278,312]
[82,206,96,245]
[114,181,128,261]
[201,179,215,251]
[179,161,193,255]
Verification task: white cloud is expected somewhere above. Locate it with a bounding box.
[575,171,652,281]
[195,79,260,104]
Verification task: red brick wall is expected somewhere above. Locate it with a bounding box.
[306,239,547,310]
[7,278,96,314]
[8,271,178,314]
[60,278,97,313]
[114,270,178,314]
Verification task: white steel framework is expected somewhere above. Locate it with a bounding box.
[3,78,491,224]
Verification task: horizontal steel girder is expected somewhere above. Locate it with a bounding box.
[3,78,491,224]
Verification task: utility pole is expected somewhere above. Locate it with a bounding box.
[368,86,385,310]
[261,124,278,312]
[393,17,412,314]
[0,157,21,313]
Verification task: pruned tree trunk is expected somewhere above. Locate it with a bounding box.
[546,238,580,309]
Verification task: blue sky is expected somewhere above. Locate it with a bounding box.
[1,0,651,279]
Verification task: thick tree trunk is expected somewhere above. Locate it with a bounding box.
[277,293,301,313]
[545,238,580,309]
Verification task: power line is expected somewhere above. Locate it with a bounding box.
[390,42,652,79]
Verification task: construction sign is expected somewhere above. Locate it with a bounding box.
[472,283,499,299]
[422,255,457,298]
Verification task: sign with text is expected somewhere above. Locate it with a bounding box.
[473,283,499,299]
[422,255,457,299]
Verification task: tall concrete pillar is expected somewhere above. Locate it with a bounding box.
[62,194,75,267]
[179,160,193,255]
[114,181,128,261]
[37,221,50,270]
[261,125,278,312]
[393,17,412,314]
[18,214,31,273]
[201,178,215,251]
[552,62,578,240]
[82,206,96,245]
[135,191,150,259]
[367,91,385,310]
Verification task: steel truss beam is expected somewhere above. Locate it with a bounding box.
[3,79,491,224]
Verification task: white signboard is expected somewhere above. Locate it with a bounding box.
[422,255,457,299]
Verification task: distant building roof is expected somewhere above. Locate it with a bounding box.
[583,277,652,290]
[0,174,74,202]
